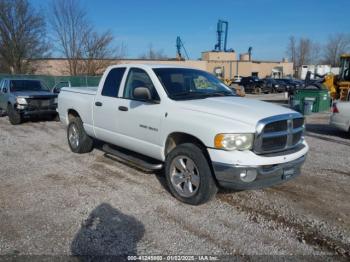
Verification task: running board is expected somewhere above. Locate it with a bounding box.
[102,144,163,171]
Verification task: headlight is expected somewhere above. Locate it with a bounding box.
[214,133,254,151]
[16,97,27,104]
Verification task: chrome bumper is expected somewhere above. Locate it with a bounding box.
[212,155,306,190]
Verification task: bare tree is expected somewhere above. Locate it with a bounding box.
[322,33,350,66]
[298,38,313,66]
[286,36,320,68]
[139,44,168,60]
[83,30,114,75]
[0,0,49,74]
[50,0,90,75]
[83,31,127,75]
[286,36,297,69]
[0,54,6,72]
[50,0,124,75]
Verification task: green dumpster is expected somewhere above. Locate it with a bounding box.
[291,89,331,114]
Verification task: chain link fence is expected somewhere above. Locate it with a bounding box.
[0,74,101,90]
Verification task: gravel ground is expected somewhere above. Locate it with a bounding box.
[0,93,349,259]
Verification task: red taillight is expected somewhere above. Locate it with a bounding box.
[332,103,339,113]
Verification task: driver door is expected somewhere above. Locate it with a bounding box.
[117,68,164,159]
[0,80,9,110]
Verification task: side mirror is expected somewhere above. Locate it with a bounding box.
[133,86,153,101]
[52,87,60,94]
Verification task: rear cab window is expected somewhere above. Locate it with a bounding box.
[101,67,126,97]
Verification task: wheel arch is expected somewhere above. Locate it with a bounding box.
[67,109,81,123]
[164,132,207,155]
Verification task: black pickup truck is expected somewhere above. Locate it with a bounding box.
[239,76,271,94]
[0,79,58,124]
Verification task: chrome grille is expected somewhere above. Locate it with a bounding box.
[254,113,304,154]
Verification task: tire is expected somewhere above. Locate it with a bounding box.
[0,108,6,117]
[165,143,218,205]
[67,117,93,153]
[7,104,21,125]
[254,86,262,94]
[53,113,60,122]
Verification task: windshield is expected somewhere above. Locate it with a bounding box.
[153,68,235,100]
[10,80,48,92]
[340,57,350,81]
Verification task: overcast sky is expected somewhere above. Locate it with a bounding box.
[30,0,350,61]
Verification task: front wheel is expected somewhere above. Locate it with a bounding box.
[165,143,218,205]
[7,104,21,125]
[52,113,60,122]
[67,117,93,153]
[0,108,6,117]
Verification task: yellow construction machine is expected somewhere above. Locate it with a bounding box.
[324,54,350,101]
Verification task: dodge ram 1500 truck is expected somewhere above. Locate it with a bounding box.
[58,64,309,205]
[0,78,58,124]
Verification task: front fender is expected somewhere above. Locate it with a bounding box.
[161,109,256,154]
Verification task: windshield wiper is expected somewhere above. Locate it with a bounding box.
[197,92,235,98]
[169,91,235,100]
[169,91,207,100]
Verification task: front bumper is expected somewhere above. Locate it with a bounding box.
[209,141,308,190]
[212,155,306,190]
[16,105,57,116]
[330,114,349,132]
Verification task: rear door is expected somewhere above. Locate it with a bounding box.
[92,67,126,144]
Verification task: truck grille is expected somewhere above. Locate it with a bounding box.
[27,98,53,109]
[254,113,304,154]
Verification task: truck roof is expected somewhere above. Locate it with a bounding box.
[109,63,199,70]
[0,78,42,81]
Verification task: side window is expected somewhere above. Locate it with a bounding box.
[3,80,8,92]
[101,67,126,98]
[124,68,159,100]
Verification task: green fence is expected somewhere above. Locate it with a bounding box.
[0,74,101,90]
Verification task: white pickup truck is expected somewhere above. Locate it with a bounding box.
[58,64,309,205]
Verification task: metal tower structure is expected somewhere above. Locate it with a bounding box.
[214,20,229,52]
[176,36,189,60]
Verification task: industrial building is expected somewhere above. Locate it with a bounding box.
[31,53,293,79]
[30,20,293,78]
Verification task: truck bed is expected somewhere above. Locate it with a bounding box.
[58,86,97,134]
[60,86,97,95]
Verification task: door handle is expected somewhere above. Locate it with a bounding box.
[95,101,103,107]
[118,106,128,112]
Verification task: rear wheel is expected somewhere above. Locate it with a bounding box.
[7,104,21,125]
[254,86,262,94]
[67,117,93,153]
[165,143,218,205]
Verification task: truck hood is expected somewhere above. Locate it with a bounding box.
[12,91,57,99]
[177,96,298,126]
